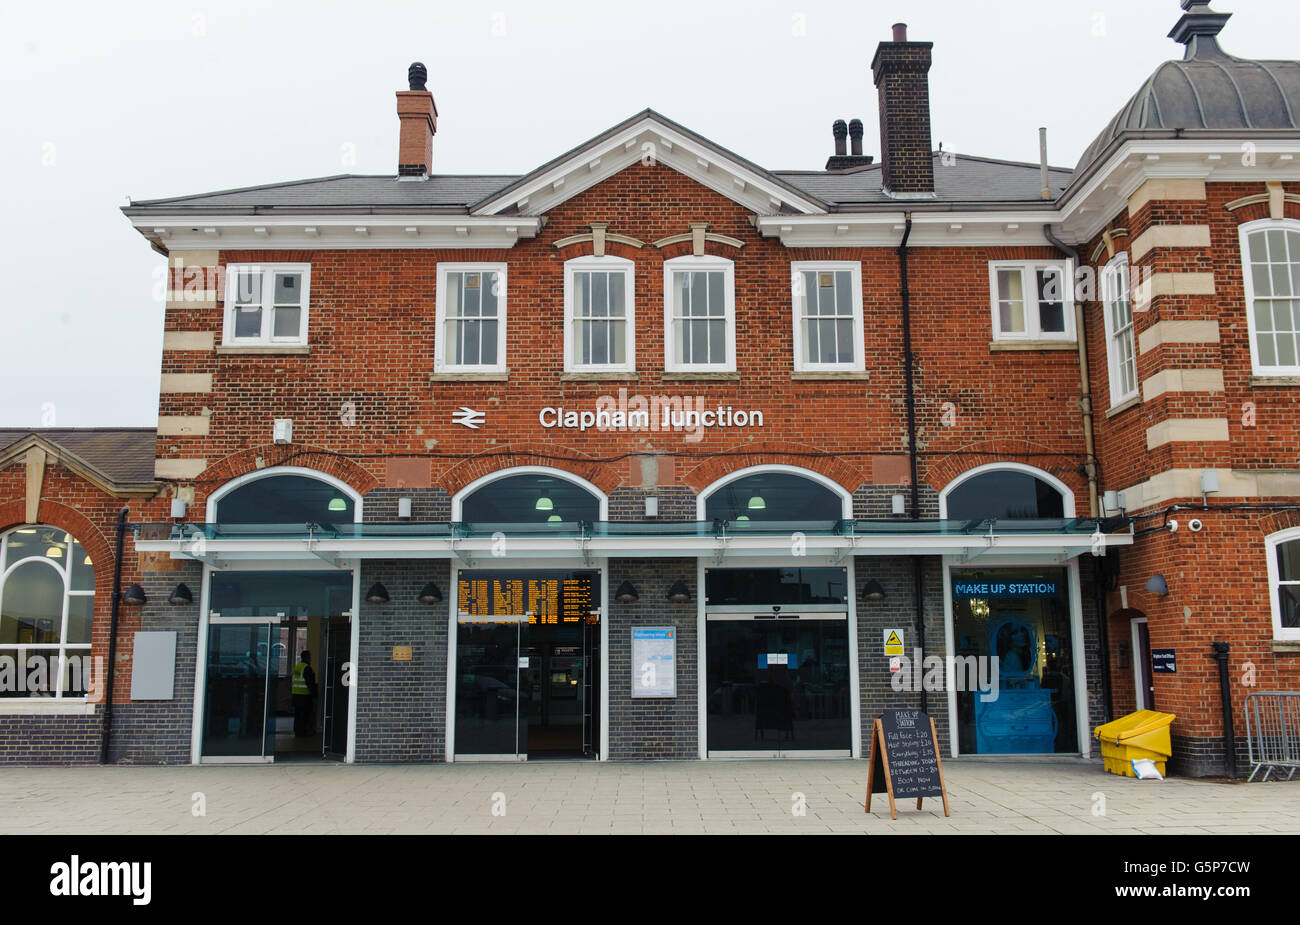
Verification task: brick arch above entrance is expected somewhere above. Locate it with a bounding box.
[190,446,380,504]
[679,442,864,496]
[439,446,615,496]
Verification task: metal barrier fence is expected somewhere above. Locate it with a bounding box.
[1245,691,1300,782]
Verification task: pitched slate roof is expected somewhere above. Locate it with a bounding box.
[123,175,518,215]
[775,153,1073,207]
[0,428,157,487]
[122,152,1072,217]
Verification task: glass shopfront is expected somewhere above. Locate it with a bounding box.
[704,567,852,756]
[950,566,1077,754]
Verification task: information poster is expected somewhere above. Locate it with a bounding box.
[631,627,676,698]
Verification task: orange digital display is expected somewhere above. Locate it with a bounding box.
[457,570,598,623]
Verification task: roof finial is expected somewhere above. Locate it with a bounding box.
[1169,1,1232,60]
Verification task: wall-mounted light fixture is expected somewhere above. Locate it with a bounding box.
[666,580,691,603]
[168,583,193,606]
[122,583,147,606]
[615,581,640,603]
[417,582,442,604]
[366,582,391,604]
[861,579,886,601]
[1144,574,1169,596]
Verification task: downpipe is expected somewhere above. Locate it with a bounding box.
[897,214,927,713]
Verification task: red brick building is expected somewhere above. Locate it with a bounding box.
[2,1,1296,775]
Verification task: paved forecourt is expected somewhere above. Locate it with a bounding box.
[1,758,1295,835]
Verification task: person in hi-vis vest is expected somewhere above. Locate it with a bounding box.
[292,650,319,737]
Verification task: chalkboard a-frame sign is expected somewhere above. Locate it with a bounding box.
[864,710,951,819]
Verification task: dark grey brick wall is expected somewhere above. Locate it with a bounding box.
[109,562,203,764]
[363,487,452,522]
[854,556,949,753]
[853,484,939,519]
[608,487,696,522]
[0,713,102,765]
[606,558,698,759]
[1077,555,1105,747]
[1169,733,1251,779]
[355,560,449,762]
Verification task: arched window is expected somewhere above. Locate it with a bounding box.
[212,470,359,524]
[1267,529,1300,641]
[701,468,846,522]
[458,471,602,524]
[942,465,1069,520]
[0,525,96,699]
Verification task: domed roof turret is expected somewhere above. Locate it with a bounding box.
[1072,2,1300,185]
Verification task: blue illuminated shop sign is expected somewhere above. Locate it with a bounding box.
[952,579,1060,599]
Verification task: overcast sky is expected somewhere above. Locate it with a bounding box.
[2,0,1296,428]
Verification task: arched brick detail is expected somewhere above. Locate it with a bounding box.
[924,439,1085,496]
[679,441,865,494]
[1258,508,1300,537]
[439,445,614,495]
[552,240,643,262]
[0,499,116,587]
[191,445,380,507]
[656,240,742,262]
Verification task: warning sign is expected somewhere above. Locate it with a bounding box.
[884,629,904,656]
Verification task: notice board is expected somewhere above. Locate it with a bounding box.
[865,709,950,819]
[631,627,676,698]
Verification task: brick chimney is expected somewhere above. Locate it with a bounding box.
[871,23,935,196]
[397,62,437,178]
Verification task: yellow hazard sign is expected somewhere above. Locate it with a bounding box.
[884,629,904,656]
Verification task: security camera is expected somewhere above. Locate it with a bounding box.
[1188,518,1204,532]
[1167,519,1179,532]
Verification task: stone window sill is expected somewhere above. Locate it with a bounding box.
[429,371,510,382]
[661,371,740,381]
[216,345,311,356]
[791,370,869,380]
[560,371,639,382]
[1250,375,1300,387]
[1105,395,1141,419]
[1270,639,1300,654]
[0,700,97,715]
[989,340,1078,352]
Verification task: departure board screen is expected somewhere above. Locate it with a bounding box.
[457,570,600,624]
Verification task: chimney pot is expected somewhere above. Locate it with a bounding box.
[892,22,908,42]
[848,118,864,156]
[408,61,428,91]
[832,119,848,156]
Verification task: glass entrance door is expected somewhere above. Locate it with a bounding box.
[454,617,526,759]
[321,614,351,758]
[201,619,275,761]
[706,614,852,756]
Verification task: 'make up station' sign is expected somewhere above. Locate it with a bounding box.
[865,710,951,819]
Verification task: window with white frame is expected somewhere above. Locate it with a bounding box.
[791,262,864,372]
[564,256,635,372]
[223,264,310,345]
[664,256,735,372]
[435,263,507,373]
[1267,530,1300,641]
[989,261,1074,342]
[0,526,96,699]
[1241,221,1300,374]
[1101,253,1138,406]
